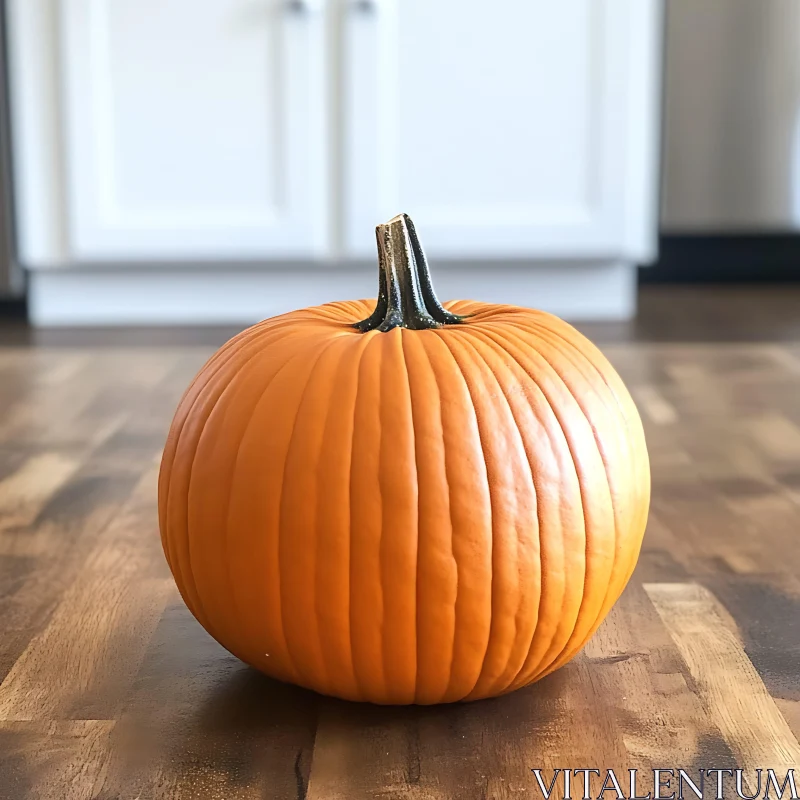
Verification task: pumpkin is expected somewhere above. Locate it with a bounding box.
[158,214,650,705]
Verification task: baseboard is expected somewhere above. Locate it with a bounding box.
[640,234,800,283]
[27,261,636,326]
[0,295,26,318]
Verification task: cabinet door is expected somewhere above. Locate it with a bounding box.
[61,0,328,260]
[343,0,657,259]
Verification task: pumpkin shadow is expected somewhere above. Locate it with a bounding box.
[300,672,568,795]
[196,662,564,729]
[182,661,568,796]
[193,666,320,735]
[182,667,320,796]
[195,660,567,739]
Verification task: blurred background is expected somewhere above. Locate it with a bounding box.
[0,0,798,329]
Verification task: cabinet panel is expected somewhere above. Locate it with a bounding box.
[61,0,328,259]
[344,0,653,259]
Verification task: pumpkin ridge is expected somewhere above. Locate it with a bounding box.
[509,319,645,624]
[306,335,341,695]
[507,329,622,682]
[283,332,358,693]
[207,342,296,653]
[376,330,419,702]
[211,329,335,677]
[323,333,376,699]
[273,333,346,686]
[464,324,589,687]
[474,330,542,695]
[486,324,619,684]
[425,331,493,701]
[404,335,461,704]
[165,341,263,638]
[454,328,566,694]
[348,332,392,700]
[463,325,575,691]
[503,314,651,534]
[435,331,523,701]
[216,350,269,666]
[405,333,425,703]
[411,332,469,703]
[509,319,648,670]
[345,332,377,700]
[468,324,591,692]
[177,381,226,639]
[160,332,257,616]
[375,333,392,700]
[190,331,324,667]
[446,328,540,698]
[498,327,612,684]
[219,331,336,671]
[498,316,638,456]
[406,332,450,703]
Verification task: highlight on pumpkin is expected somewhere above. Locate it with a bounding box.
[158,214,650,705]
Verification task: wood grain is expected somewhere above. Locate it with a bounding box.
[645,583,800,770]
[0,467,172,722]
[0,721,114,800]
[0,454,80,534]
[1,293,800,798]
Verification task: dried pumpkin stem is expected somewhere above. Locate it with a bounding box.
[403,214,462,326]
[355,214,461,332]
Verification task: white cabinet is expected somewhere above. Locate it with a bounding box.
[8,0,662,323]
[344,0,656,259]
[59,0,328,259]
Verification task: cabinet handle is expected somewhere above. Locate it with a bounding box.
[285,0,323,14]
[350,0,378,13]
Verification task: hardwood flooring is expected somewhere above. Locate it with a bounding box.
[1,288,799,798]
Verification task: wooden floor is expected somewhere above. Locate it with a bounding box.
[1,287,800,799]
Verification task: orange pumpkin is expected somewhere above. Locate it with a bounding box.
[158,214,650,704]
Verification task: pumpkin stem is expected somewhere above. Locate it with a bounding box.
[354,214,462,332]
[403,214,462,326]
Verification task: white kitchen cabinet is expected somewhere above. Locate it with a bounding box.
[344,0,656,259]
[59,0,328,259]
[8,0,662,324]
